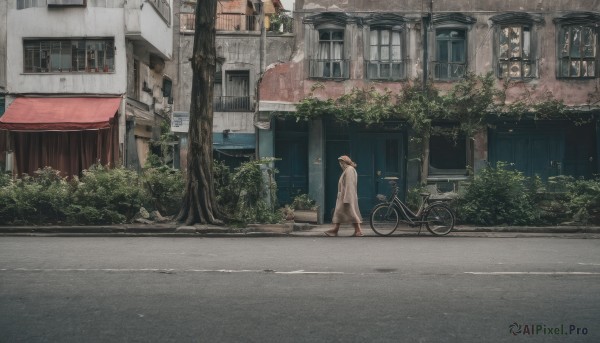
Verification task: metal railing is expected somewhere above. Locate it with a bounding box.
[180,13,295,33]
[497,60,537,79]
[308,59,350,79]
[214,96,252,112]
[365,60,407,81]
[148,0,171,25]
[433,62,467,80]
[216,14,259,32]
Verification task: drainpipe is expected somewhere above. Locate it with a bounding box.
[423,0,432,86]
[260,1,266,74]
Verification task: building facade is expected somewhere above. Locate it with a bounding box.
[257,0,600,223]
[165,0,294,169]
[0,0,173,176]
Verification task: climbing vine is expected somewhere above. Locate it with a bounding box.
[287,73,586,183]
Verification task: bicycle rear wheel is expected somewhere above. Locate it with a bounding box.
[370,203,400,236]
[424,203,455,236]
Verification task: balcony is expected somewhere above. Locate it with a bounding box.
[180,13,260,32]
[180,13,295,33]
[308,59,350,79]
[214,96,252,112]
[125,0,173,59]
[365,60,407,81]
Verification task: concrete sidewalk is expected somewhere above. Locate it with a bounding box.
[1,221,600,237]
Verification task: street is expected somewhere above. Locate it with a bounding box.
[1,236,599,342]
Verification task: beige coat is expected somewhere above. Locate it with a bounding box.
[332,165,363,224]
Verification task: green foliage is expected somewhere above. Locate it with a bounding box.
[456,162,540,225]
[65,165,150,224]
[0,167,70,224]
[565,177,600,224]
[142,166,184,216]
[292,84,395,124]
[442,72,499,136]
[291,193,317,210]
[0,165,187,225]
[0,171,11,187]
[393,79,444,136]
[213,158,283,225]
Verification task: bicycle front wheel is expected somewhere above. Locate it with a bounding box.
[370,203,400,236]
[424,203,455,236]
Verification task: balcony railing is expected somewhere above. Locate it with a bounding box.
[433,62,467,80]
[180,13,296,33]
[497,60,537,79]
[180,13,260,32]
[308,59,350,79]
[214,96,252,112]
[365,60,407,81]
[148,0,171,25]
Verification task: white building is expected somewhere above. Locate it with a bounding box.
[0,0,173,176]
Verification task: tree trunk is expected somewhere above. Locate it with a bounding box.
[176,0,223,225]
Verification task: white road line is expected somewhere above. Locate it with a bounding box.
[0,268,347,275]
[465,272,600,275]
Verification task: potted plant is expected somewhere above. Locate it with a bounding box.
[291,194,319,223]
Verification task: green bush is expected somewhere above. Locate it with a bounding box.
[214,158,282,225]
[142,165,184,216]
[566,178,600,224]
[291,194,317,210]
[456,162,540,225]
[65,165,150,224]
[0,168,70,224]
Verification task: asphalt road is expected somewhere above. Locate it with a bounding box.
[0,236,599,342]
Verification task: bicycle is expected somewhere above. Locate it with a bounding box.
[369,177,455,236]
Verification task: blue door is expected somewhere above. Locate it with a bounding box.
[490,128,565,180]
[325,132,405,221]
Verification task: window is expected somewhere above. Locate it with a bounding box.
[558,25,597,78]
[312,29,346,79]
[429,132,467,175]
[491,12,542,80]
[498,25,534,78]
[216,70,250,112]
[304,12,353,79]
[162,78,173,104]
[367,28,405,80]
[435,29,466,80]
[23,38,114,73]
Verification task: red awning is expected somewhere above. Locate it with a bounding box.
[0,97,121,131]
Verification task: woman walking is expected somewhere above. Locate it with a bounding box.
[325,155,364,237]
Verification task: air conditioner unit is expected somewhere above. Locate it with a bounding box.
[48,0,87,7]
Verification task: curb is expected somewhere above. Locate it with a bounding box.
[0,224,600,236]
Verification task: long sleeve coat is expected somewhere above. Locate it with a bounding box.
[332,165,363,224]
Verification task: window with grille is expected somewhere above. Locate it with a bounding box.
[23,38,115,73]
[435,29,466,80]
[310,29,347,79]
[498,25,535,79]
[367,28,405,80]
[558,25,597,78]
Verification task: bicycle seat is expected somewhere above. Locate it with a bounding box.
[383,177,399,180]
[420,192,431,197]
